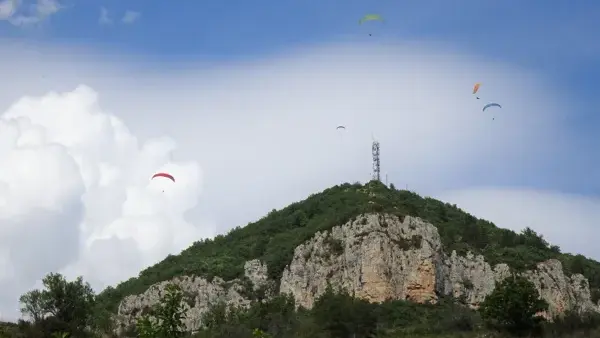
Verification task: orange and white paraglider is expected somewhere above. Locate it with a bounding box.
[473,83,481,99]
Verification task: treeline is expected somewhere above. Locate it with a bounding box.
[5,272,600,338]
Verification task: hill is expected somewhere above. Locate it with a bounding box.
[95,180,600,319]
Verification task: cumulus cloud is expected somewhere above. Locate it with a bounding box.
[0,39,595,320]
[121,10,139,24]
[0,84,214,319]
[0,0,62,26]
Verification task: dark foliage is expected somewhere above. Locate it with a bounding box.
[194,290,482,338]
[480,275,548,335]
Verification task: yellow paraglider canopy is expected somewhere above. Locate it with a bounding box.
[359,14,384,25]
[358,14,384,36]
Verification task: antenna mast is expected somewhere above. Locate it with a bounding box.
[371,137,381,182]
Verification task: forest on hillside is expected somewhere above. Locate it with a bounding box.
[5,181,600,338]
[95,181,600,315]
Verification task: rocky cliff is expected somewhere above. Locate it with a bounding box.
[115,213,600,333]
[115,259,272,334]
[280,214,599,318]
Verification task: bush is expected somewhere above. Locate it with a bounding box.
[479,275,548,335]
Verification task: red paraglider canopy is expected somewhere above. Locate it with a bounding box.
[151,172,175,182]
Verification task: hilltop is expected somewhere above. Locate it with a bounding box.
[95,180,600,319]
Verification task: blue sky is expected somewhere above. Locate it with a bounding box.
[0,0,598,196]
[5,1,597,107]
[4,1,598,68]
[0,0,598,205]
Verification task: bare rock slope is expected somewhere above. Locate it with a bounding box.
[115,259,271,333]
[280,214,599,317]
[116,213,599,333]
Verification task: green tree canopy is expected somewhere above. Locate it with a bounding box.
[479,274,548,335]
[19,273,95,337]
[136,283,186,338]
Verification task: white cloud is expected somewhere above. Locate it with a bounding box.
[121,10,139,24]
[0,84,214,320]
[99,7,111,25]
[0,0,62,26]
[0,40,595,320]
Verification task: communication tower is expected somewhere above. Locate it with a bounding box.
[372,138,380,182]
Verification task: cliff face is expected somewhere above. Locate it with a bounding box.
[115,213,599,333]
[280,214,599,317]
[115,259,272,334]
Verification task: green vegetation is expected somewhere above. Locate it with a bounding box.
[10,272,600,337]
[95,181,600,314]
[190,284,600,338]
[480,275,548,335]
[15,273,96,337]
[136,284,186,338]
[7,181,600,337]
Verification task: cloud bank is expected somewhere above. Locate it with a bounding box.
[0,39,596,320]
[0,84,214,319]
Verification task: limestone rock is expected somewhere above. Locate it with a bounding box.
[522,260,598,319]
[114,259,269,334]
[115,213,600,335]
[279,213,598,318]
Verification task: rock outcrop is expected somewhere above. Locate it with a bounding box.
[115,213,600,334]
[279,214,599,318]
[115,259,271,334]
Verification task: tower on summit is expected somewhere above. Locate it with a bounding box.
[372,138,380,182]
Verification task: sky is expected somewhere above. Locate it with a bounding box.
[0,0,598,321]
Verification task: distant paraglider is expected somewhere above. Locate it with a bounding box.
[482,103,501,112]
[151,172,175,192]
[483,103,502,120]
[358,14,384,36]
[336,125,346,130]
[473,83,481,99]
[152,172,175,182]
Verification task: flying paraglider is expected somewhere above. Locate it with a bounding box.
[482,103,501,112]
[152,172,175,182]
[151,172,175,192]
[358,14,383,36]
[336,126,346,130]
[473,83,481,99]
[482,103,501,120]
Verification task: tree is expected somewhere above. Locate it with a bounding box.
[136,316,159,338]
[479,274,548,335]
[311,285,377,338]
[136,283,186,338]
[156,284,186,337]
[18,289,44,323]
[19,273,95,336]
[570,254,587,275]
